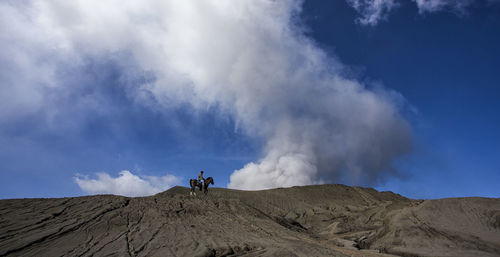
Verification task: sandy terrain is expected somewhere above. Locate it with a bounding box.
[1,184,499,256]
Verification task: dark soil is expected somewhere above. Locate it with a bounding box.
[1,184,499,257]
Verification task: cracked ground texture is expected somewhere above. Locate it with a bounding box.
[1,185,499,257]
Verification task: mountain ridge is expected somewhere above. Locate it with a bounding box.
[1,184,499,256]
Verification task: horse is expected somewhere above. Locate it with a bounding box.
[189,179,203,196]
[203,177,214,194]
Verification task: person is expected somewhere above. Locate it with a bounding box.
[198,170,204,184]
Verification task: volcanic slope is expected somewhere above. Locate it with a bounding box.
[1,185,499,257]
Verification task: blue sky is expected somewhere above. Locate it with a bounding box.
[301,0,500,198]
[0,0,499,199]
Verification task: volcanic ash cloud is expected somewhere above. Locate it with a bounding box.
[0,0,413,190]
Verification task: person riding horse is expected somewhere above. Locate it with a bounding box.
[189,171,214,196]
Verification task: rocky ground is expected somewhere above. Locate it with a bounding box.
[1,184,499,257]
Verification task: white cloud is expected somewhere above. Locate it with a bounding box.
[346,0,399,26]
[74,170,180,197]
[413,0,474,13]
[346,0,484,25]
[2,0,412,191]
